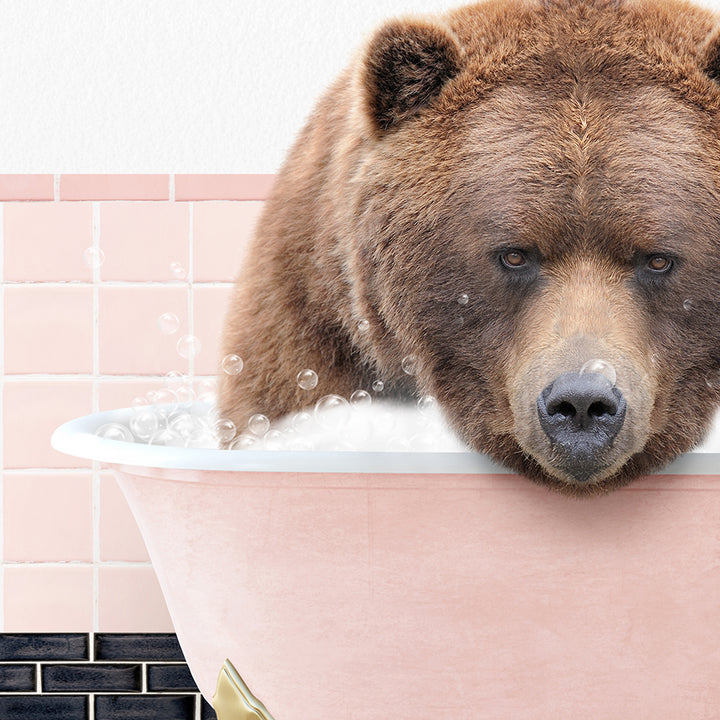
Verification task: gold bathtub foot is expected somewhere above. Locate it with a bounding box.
[213,659,276,720]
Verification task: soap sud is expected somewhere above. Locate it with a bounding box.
[98,398,469,453]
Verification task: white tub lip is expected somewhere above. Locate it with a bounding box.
[51,402,720,476]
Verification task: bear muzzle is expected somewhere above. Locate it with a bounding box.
[536,372,627,483]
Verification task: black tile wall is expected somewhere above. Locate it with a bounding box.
[0,634,218,720]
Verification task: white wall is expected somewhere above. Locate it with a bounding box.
[2,0,720,173]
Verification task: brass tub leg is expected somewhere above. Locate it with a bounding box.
[213,659,276,720]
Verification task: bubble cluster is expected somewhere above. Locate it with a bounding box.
[297,369,319,390]
[579,358,617,386]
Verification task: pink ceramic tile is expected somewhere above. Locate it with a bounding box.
[192,286,233,375]
[175,174,275,201]
[4,566,93,631]
[99,286,189,375]
[4,286,93,374]
[99,472,150,562]
[3,202,93,280]
[98,566,173,632]
[4,472,93,561]
[0,174,54,200]
[60,174,169,200]
[3,380,92,468]
[192,201,263,281]
[99,202,189,281]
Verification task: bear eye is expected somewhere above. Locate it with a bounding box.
[646,255,673,273]
[500,250,528,268]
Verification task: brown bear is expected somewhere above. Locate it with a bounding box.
[218,0,720,496]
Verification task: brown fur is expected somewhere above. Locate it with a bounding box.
[218,0,720,496]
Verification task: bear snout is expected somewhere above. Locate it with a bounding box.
[536,372,627,482]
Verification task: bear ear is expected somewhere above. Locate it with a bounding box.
[700,27,720,83]
[359,18,463,136]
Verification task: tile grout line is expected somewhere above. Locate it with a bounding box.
[188,203,195,380]
[92,203,101,635]
[53,174,60,201]
[0,201,5,631]
[169,174,175,203]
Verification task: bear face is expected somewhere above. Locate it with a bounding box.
[218,0,720,496]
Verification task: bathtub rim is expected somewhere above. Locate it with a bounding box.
[51,402,720,476]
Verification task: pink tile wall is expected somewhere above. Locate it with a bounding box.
[0,174,270,632]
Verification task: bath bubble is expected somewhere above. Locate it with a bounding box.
[350,389,372,407]
[261,429,285,450]
[130,408,159,441]
[185,428,217,449]
[170,261,187,280]
[457,293,469,305]
[456,316,465,328]
[291,411,313,432]
[314,394,351,429]
[176,334,201,359]
[131,395,148,408]
[357,319,370,333]
[683,298,694,312]
[214,418,237,444]
[157,312,180,335]
[96,422,133,442]
[222,354,244,376]
[248,413,270,436]
[149,428,185,447]
[579,358,617,386]
[168,411,196,438]
[296,368,319,390]
[83,246,105,269]
[417,395,437,413]
[229,433,258,450]
[402,354,419,376]
[153,388,177,405]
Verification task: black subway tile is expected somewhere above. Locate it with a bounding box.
[94,633,184,661]
[146,663,198,692]
[0,695,88,720]
[0,634,88,661]
[42,664,142,693]
[94,694,195,720]
[201,696,218,719]
[0,664,36,691]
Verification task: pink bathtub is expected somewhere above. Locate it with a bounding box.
[52,404,720,719]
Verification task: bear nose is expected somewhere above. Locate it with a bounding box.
[536,372,627,481]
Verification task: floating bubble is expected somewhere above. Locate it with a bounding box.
[350,389,372,407]
[456,316,465,328]
[230,433,258,450]
[214,418,237,444]
[149,428,185,447]
[130,408,159,441]
[457,293,469,305]
[170,261,187,280]
[417,395,437,413]
[96,422,133,442]
[262,429,285,450]
[401,355,419,376]
[357,319,370,333]
[291,411,313,432]
[153,388,177,405]
[314,394,351,429]
[176,334,201,359]
[131,395,148,408]
[579,358,617,386]
[372,380,385,392]
[248,413,270,436]
[297,369,318,390]
[157,312,180,335]
[222,354,244,376]
[169,412,196,438]
[83,246,105,269]
[683,298,694,312]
